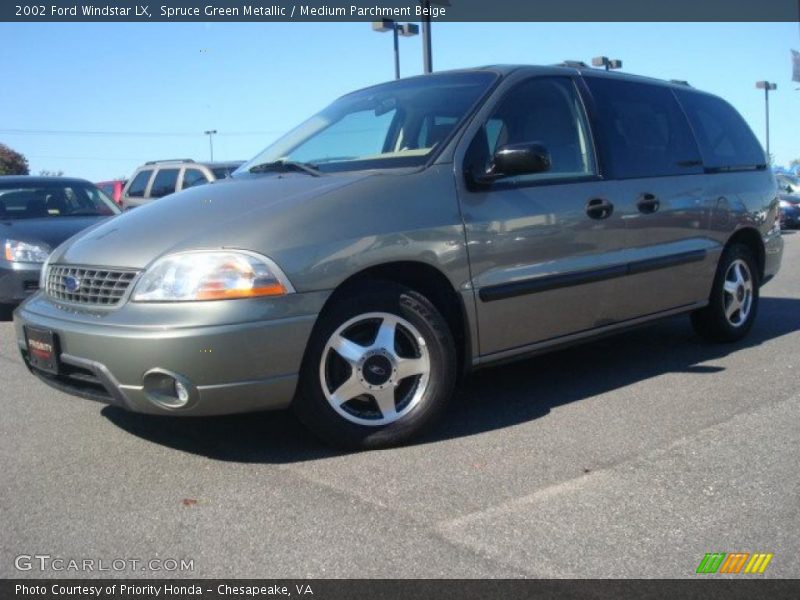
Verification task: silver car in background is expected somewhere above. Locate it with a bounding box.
[14,66,783,448]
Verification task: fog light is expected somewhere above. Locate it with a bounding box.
[142,369,197,410]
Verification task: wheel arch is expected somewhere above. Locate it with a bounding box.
[725,227,765,283]
[318,261,472,379]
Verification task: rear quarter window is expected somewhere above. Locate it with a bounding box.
[674,90,766,171]
[126,170,153,198]
[584,77,702,179]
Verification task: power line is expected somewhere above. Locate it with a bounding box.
[0,128,285,138]
[26,155,150,161]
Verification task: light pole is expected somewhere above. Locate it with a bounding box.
[372,19,419,79]
[419,1,451,74]
[591,56,623,71]
[204,129,217,162]
[755,81,777,160]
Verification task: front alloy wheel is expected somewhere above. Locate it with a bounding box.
[320,312,431,427]
[295,282,457,449]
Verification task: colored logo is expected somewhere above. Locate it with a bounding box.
[368,364,387,377]
[696,552,773,574]
[63,275,81,292]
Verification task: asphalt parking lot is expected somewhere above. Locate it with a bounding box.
[1,234,798,579]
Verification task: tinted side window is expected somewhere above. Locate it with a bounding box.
[127,170,152,197]
[465,77,596,181]
[675,90,766,170]
[149,168,179,198]
[584,77,702,179]
[182,168,209,189]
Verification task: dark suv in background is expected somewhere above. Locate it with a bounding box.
[121,159,244,209]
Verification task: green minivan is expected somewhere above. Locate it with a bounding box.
[15,65,783,448]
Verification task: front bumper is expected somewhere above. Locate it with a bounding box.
[13,291,329,416]
[0,261,41,304]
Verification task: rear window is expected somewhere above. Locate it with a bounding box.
[584,77,702,179]
[149,168,179,198]
[674,90,766,171]
[127,170,152,198]
[182,168,209,189]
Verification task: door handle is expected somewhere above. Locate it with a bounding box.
[637,193,660,214]
[586,198,614,220]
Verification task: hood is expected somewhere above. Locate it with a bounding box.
[53,173,368,269]
[1,216,108,254]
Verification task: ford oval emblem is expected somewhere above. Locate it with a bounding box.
[63,275,81,293]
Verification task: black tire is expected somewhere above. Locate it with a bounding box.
[691,243,759,343]
[294,281,457,449]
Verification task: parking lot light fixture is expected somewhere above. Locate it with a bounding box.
[755,81,777,159]
[372,19,418,80]
[592,56,623,71]
[204,129,217,162]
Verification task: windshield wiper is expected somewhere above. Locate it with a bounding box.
[248,159,321,177]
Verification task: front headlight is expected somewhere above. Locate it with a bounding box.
[132,250,294,302]
[4,239,51,263]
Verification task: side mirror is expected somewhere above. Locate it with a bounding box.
[494,142,551,176]
[471,142,551,185]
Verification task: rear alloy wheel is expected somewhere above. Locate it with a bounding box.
[720,259,754,328]
[295,282,457,449]
[691,243,759,343]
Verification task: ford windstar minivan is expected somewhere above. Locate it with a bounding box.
[14,65,783,448]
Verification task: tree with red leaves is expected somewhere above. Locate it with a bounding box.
[0,143,29,175]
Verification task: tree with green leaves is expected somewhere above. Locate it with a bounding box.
[0,143,29,175]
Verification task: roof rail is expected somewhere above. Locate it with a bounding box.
[670,79,691,86]
[556,60,590,69]
[144,158,196,165]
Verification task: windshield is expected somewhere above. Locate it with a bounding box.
[238,71,498,175]
[0,181,121,220]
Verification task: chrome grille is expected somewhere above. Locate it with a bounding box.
[45,265,138,306]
